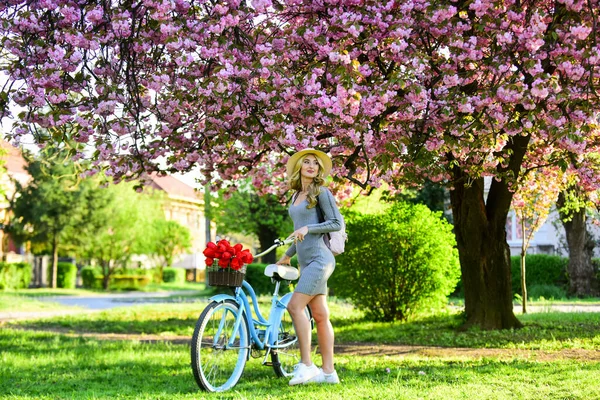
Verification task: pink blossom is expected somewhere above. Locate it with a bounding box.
[251,0,271,13]
[570,25,592,40]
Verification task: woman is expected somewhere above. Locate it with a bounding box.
[276,148,343,386]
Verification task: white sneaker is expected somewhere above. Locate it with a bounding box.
[289,363,320,386]
[309,368,340,384]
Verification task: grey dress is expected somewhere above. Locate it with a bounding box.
[285,187,343,296]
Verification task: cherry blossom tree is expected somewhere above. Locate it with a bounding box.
[1,0,599,329]
[512,167,564,313]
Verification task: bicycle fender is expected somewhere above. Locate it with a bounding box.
[209,294,236,303]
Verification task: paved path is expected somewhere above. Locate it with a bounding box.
[513,304,600,313]
[31,290,200,310]
[2,297,599,322]
[0,291,203,322]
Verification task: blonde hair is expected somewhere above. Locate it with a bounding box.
[289,154,325,208]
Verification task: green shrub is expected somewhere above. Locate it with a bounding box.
[109,275,151,290]
[527,284,567,300]
[330,203,460,322]
[243,263,291,296]
[0,262,32,290]
[115,268,153,277]
[51,262,77,289]
[511,254,568,294]
[162,267,185,284]
[81,266,102,289]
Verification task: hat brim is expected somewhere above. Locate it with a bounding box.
[286,148,332,179]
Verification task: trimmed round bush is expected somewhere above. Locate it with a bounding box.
[511,254,568,294]
[81,266,102,289]
[162,267,185,284]
[329,203,460,322]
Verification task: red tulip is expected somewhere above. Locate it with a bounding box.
[218,258,229,268]
[203,248,216,257]
[205,257,214,266]
[231,258,242,270]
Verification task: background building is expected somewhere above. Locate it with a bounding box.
[147,173,212,280]
[0,140,31,263]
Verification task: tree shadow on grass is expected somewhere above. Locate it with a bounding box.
[334,311,600,349]
[9,312,200,337]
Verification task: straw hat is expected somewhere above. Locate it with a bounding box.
[286,148,332,178]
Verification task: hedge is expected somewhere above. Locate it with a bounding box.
[242,263,292,296]
[110,275,151,290]
[0,262,32,290]
[52,262,77,289]
[81,266,103,289]
[163,267,185,284]
[511,254,568,294]
[81,266,153,290]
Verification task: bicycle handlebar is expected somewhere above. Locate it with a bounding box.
[253,237,294,259]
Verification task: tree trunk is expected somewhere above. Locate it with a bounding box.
[520,250,527,314]
[257,229,279,264]
[51,234,58,289]
[450,172,522,330]
[102,261,110,291]
[557,191,599,297]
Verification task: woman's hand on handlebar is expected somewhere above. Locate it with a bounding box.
[276,255,291,266]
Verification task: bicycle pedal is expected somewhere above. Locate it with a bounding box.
[262,361,279,367]
[277,335,297,345]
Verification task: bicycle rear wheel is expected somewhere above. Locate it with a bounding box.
[191,300,249,392]
[271,305,313,377]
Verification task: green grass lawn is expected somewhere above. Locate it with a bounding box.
[2,294,600,399]
[1,328,599,400]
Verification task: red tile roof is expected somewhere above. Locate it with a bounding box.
[148,172,201,201]
[0,140,28,176]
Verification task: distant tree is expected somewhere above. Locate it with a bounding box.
[512,168,563,312]
[11,146,89,288]
[214,182,292,264]
[389,180,452,223]
[149,219,192,281]
[79,182,163,290]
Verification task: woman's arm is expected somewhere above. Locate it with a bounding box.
[306,188,342,234]
[284,242,297,258]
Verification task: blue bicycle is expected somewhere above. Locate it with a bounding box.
[191,238,313,392]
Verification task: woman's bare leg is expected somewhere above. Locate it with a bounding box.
[287,291,315,365]
[309,294,335,373]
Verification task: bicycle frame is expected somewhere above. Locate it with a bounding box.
[208,238,297,355]
[210,281,294,351]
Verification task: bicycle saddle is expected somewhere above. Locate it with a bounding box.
[264,264,299,281]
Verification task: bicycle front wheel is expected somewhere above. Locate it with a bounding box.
[271,305,313,377]
[191,300,249,392]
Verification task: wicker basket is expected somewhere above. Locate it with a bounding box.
[207,267,246,287]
